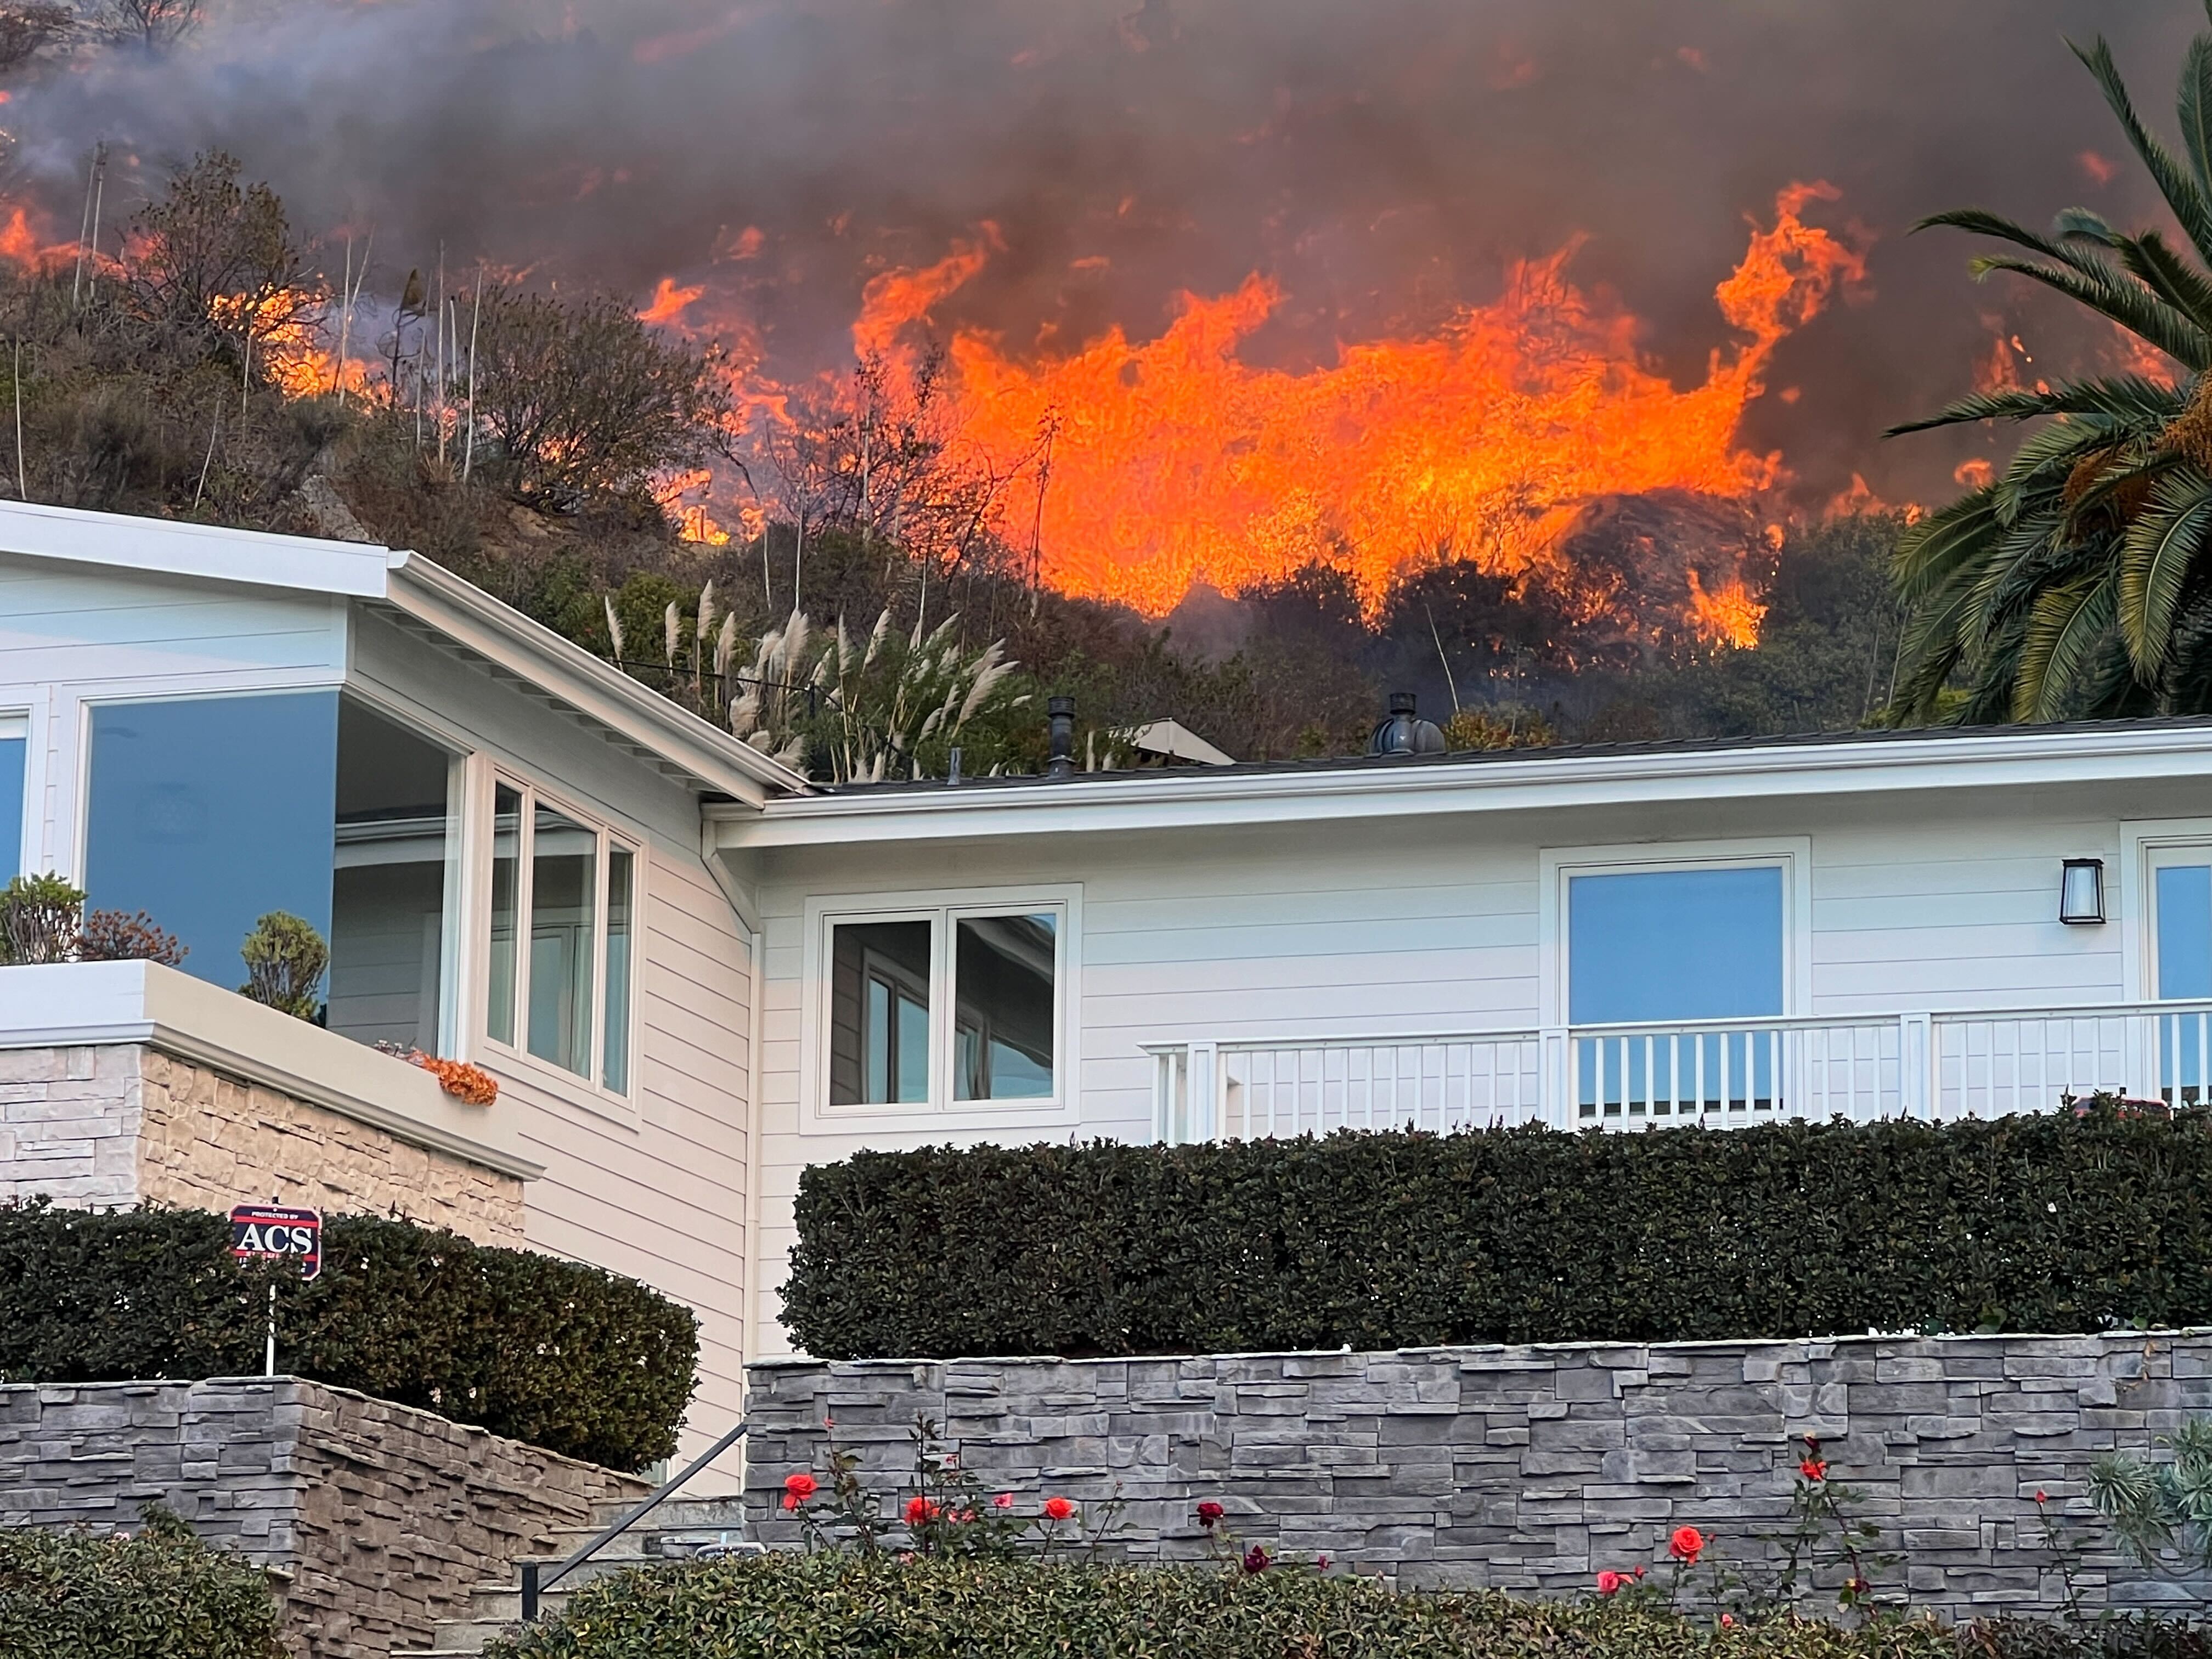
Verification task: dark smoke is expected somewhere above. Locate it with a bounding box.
[2,0,2200,509]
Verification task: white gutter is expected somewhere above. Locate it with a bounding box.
[712,722,2212,850]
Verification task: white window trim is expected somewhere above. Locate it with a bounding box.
[477,769,645,1119]
[0,706,27,880]
[800,883,1082,1135]
[1538,837,1813,1029]
[2120,819,2212,1000]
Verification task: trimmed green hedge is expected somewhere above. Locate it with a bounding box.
[0,1203,697,1470]
[784,1105,2212,1358]
[0,1506,282,1659]
[484,1554,2205,1659]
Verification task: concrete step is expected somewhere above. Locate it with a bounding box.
[394,1492,760,1657]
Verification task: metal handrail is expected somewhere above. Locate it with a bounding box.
[520,1419,751,1623]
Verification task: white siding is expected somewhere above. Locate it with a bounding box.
[742,781,2212,1357]
[351,613,754,1455]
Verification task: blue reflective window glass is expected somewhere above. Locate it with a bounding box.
[1568,865,1784,1024]
[2157,865,2212,1000]
[0,730,22,878]
[85,693,338,988]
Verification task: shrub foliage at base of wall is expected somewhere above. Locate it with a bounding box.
[784,1104,2212,1359]
[0,1203,697,1471]
[0,1506,282,1659]
[484,1554,2210,1659]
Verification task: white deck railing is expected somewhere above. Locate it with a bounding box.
[1146,998,2212,1143]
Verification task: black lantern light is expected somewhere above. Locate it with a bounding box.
[2059,858,2106,926]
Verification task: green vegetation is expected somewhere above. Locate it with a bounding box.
[0,1505,281,1659]
[236,911,328,1020]
[785,1099,2212,1360]
[1889,8,2212,723]
[0,1203,697,1471]
[483,1553,2207,1659]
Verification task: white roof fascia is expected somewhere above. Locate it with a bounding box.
[383,553,810,806]
[0,498,808,804]
[710,722,2212,851]
[0,498,394,595]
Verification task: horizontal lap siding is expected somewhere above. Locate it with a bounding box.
[1809,819,2123,1012]
[351,617,756,1460]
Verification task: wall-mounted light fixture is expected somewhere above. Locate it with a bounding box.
[2059,857,2106,926]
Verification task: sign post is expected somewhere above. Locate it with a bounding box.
[229,1201,323,1376]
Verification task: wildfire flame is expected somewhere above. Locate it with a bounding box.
[823,182,1864,630]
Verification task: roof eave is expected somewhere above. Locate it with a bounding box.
[383,552,811,805]
[709,721,2212,850]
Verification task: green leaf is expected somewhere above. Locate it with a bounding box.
[2118,465,2212,672]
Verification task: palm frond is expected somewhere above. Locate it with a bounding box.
[1964,251,2210,369]
[2182,31,2212,199]
[2118,465,2212,672]
[2073,33,2212,266]
[1893,487,2002,603]
[1885,374,2183,437]
[2016,574,2119,719]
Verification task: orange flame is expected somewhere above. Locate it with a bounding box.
[836,183,1863,619]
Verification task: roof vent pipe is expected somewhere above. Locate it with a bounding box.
[1368,690,1447,757]
[1047,696,1076,777]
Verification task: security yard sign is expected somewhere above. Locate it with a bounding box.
[230,1204,323,1280]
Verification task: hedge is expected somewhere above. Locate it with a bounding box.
[783,1103,2212,1359]
[0,1203,697,1470]
[0,1506,281,1659]
[484,1554,2207,1659]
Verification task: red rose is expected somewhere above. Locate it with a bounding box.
[2035,1489,2048,1504]
[1669,1526,1704,1564]
[1316,1555,1330,1571]
[1596,1570,1624,1595]
[783,1472,818,1503]
[1799,1458,1827,1482]
[780,1493,799,1511]
[1722,1615,1735,1628]
[1197,1501,1225,1528]
[1042,1496,1076,1522]
[1243,1545,1271,1573]
[904,1496,940,1526]
[992,1492,1015,1511]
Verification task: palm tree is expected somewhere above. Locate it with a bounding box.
[1889,14,2212,724]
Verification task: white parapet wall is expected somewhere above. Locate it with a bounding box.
[0,960,539,1240]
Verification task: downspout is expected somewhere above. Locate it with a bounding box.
[699,821,769,1387]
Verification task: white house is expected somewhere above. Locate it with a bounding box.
[8,501,2212,1446]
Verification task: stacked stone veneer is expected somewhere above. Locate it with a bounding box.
[747,1333,2212,1620]
[0,1043,522,1243]
[0,1376,647,1658]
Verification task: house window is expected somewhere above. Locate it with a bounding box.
[2153,856,2212,1099]
[1565,862,1786,1118]
[326,700,458,1053]
[482,779,638,1096]
[84,691,340,985]
[0,713,23,878]
[825,904,1063,1110]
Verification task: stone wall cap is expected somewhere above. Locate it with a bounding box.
[752,1327,2212,1374]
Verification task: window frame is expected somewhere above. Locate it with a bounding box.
[478,771,644,1107]
[1538,838,1813,1029]
[801,884,1081,1133]
[2121,820,2212,1000]
[0,708,26,880]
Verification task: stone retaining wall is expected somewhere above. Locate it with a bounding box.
[746,1333,2212,1620]
[0,1376,646,1657]
[0,1043,523,1243]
